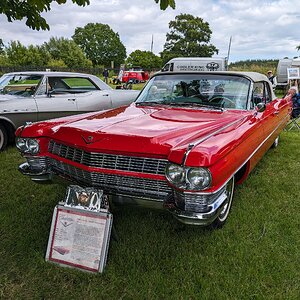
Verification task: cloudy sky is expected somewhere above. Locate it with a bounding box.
[1,0,300,62]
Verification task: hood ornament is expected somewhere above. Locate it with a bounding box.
[82,135,95,144]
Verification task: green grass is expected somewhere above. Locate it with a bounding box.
[0,131,300,299]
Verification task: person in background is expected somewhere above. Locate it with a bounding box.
[267,70,277,87]
[103,69,109,84]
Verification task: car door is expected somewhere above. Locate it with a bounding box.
[35,76,78,121]
[259,81,280,138]
[252,81,287,145]
[76,90,112,113]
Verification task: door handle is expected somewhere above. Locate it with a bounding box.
[273,110,280,116]
[68,98,76,101]
[102,94,109,97]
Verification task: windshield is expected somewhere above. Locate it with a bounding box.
[0,74,42,97]
[136,74,251,110]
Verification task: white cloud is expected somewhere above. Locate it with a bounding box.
[0,0,300,62]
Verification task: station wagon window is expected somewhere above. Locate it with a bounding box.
[136,74,251,110]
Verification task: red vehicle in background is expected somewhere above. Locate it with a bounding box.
[121,67,149,84]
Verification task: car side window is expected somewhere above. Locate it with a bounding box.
[161,64,170,72]
[251,81,273,109]
[47,77,99,95]
[252,82,264,107]
[263,81,272,103]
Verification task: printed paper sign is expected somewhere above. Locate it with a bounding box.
[287,68,300,80]
[46,206,112,273]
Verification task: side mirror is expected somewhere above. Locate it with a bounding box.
[255,102,266,113]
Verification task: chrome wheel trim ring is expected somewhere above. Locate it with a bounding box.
[0,129,4,149]
[218,177,234,222]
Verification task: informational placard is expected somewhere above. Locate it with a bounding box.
[46,205,112,273]
[287,67,300,79]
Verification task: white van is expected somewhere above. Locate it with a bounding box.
[161,57,227,72]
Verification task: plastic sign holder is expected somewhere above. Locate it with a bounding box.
[45,185,112,273]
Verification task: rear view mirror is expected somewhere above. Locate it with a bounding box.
[256,102,266,113]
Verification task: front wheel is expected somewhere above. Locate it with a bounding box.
[0,124,8,151]
[271,136,279,148]
[210,176,235,229]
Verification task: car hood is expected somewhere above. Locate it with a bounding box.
[22,104,249,164]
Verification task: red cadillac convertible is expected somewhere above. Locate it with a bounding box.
[16,71,293,228]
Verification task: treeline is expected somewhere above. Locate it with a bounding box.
[229,59,279,74]
[0,14,220,73]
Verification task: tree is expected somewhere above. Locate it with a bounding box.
[0,39,5,55]
[0,0,90,30]
[72,23,126,67]
[0,0,175,31]
[297,45,300,51]
[43,37,92,68]
[0,55,10,66]
[126,50,162,70]
[160,14,218,63]
[5,41,51,66]
[154,0,175,10]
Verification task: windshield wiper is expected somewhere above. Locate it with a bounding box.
[167,101,224,111]
[136,101,170,106]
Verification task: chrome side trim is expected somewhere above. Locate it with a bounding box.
[179,113,289,196]
[236,114,289,166]
[182,117,247,165]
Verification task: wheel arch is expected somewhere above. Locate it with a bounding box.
[234,161,251,185]
[0,117,16,144]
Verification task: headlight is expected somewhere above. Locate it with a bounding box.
[16,138,27,151]
[27,139,39,154]
[187,168,211,189]
[16,138,40,154]
[166,164,185,186]
[165,163,212,190]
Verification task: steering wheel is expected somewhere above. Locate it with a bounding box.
[24,86,36,93]
[209,96,235,108]
[190,93,208,101]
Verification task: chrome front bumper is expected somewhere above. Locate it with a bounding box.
[18,162,53,181]
[165,191,228,226]
[19,160,228,226]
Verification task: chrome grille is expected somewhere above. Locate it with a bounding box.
[48,140,168,175]
[49,158,172,200]
[174,188,226,213]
